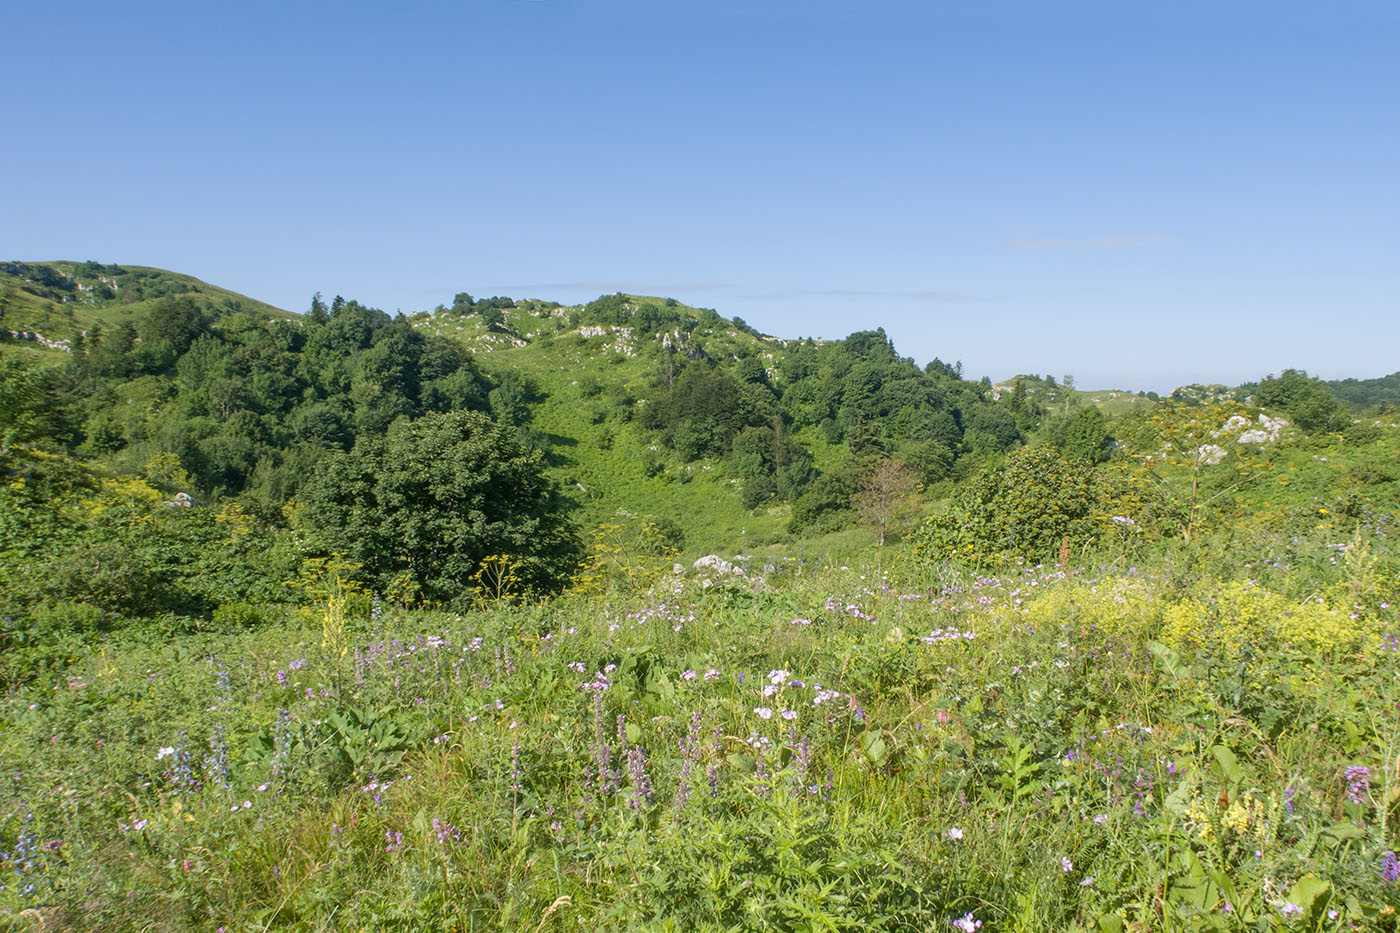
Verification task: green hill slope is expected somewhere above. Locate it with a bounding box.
[4,266,1030,562]
[992,374,1157,416]
[408,294,822,554]
[21,263,1391,571]
[1,261,292,361]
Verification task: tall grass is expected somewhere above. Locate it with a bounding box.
[3,527,1399,930]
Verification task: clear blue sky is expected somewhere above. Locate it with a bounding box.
[4,1,1396,392]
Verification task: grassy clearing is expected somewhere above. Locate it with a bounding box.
[4,525,1399,930]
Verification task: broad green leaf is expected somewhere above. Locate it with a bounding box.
[1211,745,1243,786]
[862,730,888,767]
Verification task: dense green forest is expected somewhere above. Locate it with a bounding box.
[4,262,1400,931]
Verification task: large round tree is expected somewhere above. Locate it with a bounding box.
[302,409,577,605]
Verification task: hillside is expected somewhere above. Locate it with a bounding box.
[7,268,1400,931]
[0,261,293,360]
[1328,370,1400,409]
[407,294,821,554]
[991,374,1157,417]
[6,262,1395,580]
[4,268,1033,563]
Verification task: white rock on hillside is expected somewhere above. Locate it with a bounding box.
[1238,414,1288,445]
[693,555,743,577]
[1216,414,1251,435]
[1196,444,1228,465]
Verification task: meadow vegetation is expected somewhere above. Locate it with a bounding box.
[4,262,1400,930]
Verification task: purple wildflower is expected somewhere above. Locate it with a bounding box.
[626,746,653,810]
[1345,765,1371,805]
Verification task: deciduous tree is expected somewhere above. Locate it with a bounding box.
[300,409,578,605]
[852,458,922,546]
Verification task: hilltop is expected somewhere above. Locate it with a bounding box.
[1,261,293,359]
[405,293,815,553]
[991,374,1156,417]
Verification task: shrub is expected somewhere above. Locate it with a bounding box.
[211,601,267,630]
[914,446,1095,566]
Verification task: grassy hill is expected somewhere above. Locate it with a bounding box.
[8,262,1391,576]
[1327,370,1400,410]
[7,268,1400,930]
[0,261,293,361]
[408,295,820,557]
[992,374,1157,416]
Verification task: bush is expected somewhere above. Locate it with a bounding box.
[0,601,110,684]
[913,446,1095,566]
[211,601,268,630]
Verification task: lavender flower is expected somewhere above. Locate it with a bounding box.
[204,724,230,791]
[168,730,196,794]
[1345,765,1371,805]
[674,712,704,811]
[270,708,294,783]
[432,818,460,843]
[626,746,652,810]
[595,742,616,796]
[791,733,812,790]
[210,658,232,708]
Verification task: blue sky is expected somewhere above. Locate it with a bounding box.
[4,1,1396,392]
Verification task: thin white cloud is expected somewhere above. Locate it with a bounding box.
[732,287,971,302]
[492,280,736,295]
[1002,234,1178,252]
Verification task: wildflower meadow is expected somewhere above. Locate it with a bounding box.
[4,524,1400,931]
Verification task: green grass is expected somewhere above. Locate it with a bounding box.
[4,528,1399,931]
[4,337,1400,929]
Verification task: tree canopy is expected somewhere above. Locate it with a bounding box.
[300,409,579,606]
